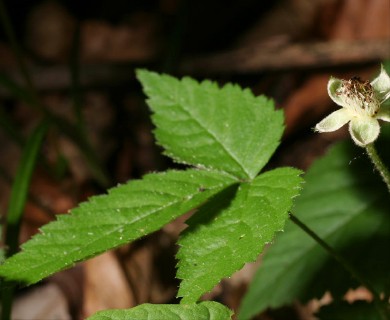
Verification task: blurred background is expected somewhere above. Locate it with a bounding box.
[0,0,389,319]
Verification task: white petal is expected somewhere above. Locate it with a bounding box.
[349,117,380,147]
[327,77,345,107]
[371,65,390,102]
[377,104,390,122]
[315,108,351,132]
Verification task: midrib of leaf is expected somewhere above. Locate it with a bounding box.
[0,169,239,284]
[138,70,283,180]
[22,181,231,273]
[29,205,174,269]
[177,167,303,303]
[172,89,250,179]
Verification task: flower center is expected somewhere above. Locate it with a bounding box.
[338,77,380,117]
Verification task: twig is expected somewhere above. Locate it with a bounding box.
[180,39,390,75]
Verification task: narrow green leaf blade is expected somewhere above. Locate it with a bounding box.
[0,169,237,284]
[7,121,47,226]
[87,302,233,320]
[0,225,4,264]
[177,167,303,303]
[137,70,284,179]
[238,141,390,320]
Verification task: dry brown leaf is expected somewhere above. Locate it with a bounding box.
[82,251,134,318]
[11,283,71,320]
[50,265,84,319]
[118,234,178,305]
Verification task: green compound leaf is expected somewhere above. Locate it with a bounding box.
[87,302,233,320]
[177,167,303,303]
[137,70,284,180]
[238,141,390,320]
[0,169,237,284]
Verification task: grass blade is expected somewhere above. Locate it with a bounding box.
[1,121,47,320]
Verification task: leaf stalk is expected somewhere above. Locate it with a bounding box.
[365,143,390,193]
[289,212,389,320]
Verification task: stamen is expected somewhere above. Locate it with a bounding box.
[340,78,380,117]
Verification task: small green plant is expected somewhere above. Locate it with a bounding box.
[0,66,389,320]
[0,70,303,319]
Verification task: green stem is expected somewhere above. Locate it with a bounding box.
[0,284,15,320]
[365,143,390,193]
[289,213,389,319]
[1,122,48,320]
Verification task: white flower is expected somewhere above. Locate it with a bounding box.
[315,65,390,147]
